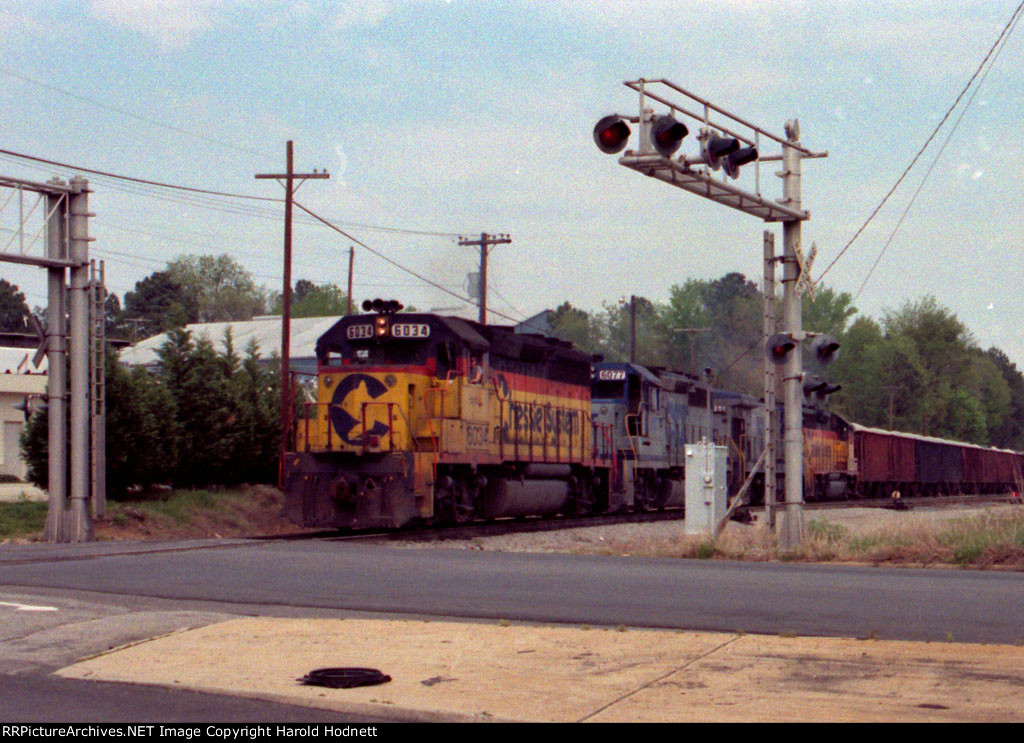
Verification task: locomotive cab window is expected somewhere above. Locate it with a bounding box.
[592,379,625,399]
[346,340,430,366]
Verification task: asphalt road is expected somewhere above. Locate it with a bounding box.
[2,537,1023,644]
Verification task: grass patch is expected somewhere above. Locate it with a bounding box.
[807,518,847,544]
[0,485,302,543]
[556,505,1024,570]
[0,501,47,539]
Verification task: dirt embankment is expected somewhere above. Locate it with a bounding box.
[91,485,308,542]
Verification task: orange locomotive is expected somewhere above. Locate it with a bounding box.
[283,303,611,529]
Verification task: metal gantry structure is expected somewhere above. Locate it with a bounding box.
[594,79,828,548]
[0,174,105,542]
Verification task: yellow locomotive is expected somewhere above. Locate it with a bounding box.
[284,302,612,529]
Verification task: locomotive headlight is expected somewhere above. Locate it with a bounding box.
[375,316,388,337]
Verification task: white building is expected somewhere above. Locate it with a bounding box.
[0,347,46,481]
[118,315,343,375]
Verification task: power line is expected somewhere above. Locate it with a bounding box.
[292,199,531,327]
[0,147,465,237]
[816,0,1024,283]
[852,5,1022,303]
[0,147,278,202]
[0,66,278,161]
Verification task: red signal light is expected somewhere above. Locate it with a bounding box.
[650,115,688,158]
[593,115,631,155]
[766,333,796,365]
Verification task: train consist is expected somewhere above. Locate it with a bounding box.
[282,306,1024,529]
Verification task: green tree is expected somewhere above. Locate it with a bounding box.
[167,254,267,323]
[599,296,670,367]
[123,271,198,338]
[881,296,978,440]
[0,279,32,333]
[985,348,1024,450]
[226,339,280,484]
[21,349,180,495]
[156,329,240,485]
[660,280,714,376]
[104,350,180,493]
[547,302,604,357]
[803,286,857,338]
[270,280,351,318]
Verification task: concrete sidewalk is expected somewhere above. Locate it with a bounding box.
[56,616,1024,722]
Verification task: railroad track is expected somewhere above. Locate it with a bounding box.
[322,507,688,545]
[288,493,1021,545]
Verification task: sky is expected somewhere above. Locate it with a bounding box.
[0,0,1022,366]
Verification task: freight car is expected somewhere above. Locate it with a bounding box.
[283,306,612,529]
[850,424,1023,499]
[796,411,1024,501]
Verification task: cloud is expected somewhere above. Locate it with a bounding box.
[88,0,221,50]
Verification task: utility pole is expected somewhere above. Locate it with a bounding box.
[458,233,510,324]
[882,385,899,430]
[630,295,636,362]
[674,327,710,377]
[347,246,354,315]
[255,141,329,484]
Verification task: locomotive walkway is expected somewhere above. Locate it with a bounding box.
[54,614,1024,722]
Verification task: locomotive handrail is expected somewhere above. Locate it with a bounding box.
[624,410,641,473]
[393,402,419,452]
[420,388,440,488]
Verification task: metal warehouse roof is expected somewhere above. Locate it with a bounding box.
[118,315,342,368]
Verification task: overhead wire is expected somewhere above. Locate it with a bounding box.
[0,148,464,236]
[815,0,1024,283]
[292,199,532,327]
[851,4,1023,302]
[0,66,278,162]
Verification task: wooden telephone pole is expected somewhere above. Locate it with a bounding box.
[255,141,329,482]
[458,232,511,324]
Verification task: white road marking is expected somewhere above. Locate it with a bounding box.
[0,601,59,612]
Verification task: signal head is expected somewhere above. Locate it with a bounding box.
[723,146,758,179]
[766,332,796,365]
[803,374,828,397]
[702,136,739,170]
[593,115,631,154]
[650,115,688,158]
[810,334,841,365]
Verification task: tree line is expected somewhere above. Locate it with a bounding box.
[21,330,280,495]
[544,274,1024,451]
[104,254,352,341]
[5,257,1024,495]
